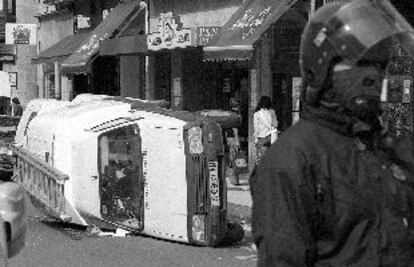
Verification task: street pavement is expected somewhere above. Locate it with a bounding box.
[8,193,258,267]
[227,174,251,207]
[6,170,257,267]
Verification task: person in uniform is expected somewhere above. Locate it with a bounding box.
[251,0,414,266]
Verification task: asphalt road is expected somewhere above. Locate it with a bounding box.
[8,196,257,267]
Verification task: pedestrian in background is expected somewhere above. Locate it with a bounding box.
[253,96,277,164]
[7,97,23,116]
[251,0,414,266]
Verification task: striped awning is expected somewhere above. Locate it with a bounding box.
[61,1,146,74]
[203,0,298,61]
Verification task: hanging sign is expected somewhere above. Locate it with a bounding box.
[6,23,37,45]
[147,12,193,51]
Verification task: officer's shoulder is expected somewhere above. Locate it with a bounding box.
[276,119,319,147]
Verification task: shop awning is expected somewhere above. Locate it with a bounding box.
[61,0,146,74]
[203,48,252,62]
[203,0,298,61]
[32,33,89,64]
[100,35,147,56]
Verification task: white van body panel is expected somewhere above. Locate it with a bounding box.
[15,99,71,146]
[133,111,188,241]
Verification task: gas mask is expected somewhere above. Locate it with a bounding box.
[320,62,386,129]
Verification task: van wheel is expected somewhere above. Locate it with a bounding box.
[219,222,244,247]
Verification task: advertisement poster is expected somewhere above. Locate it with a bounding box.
[6,23,37,45]
[8,72,17,88]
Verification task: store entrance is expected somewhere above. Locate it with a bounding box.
[153,53,172,104]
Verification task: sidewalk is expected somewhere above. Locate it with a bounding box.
[226,170,252,223]
[226,172,251,207]
[226,170,253,245]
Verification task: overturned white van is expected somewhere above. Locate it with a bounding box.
[12,97,235,246]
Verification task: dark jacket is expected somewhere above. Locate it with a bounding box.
[251,106,414,266]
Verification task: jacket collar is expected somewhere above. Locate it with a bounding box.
[301,104,382,138]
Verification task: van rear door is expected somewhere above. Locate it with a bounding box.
[98,124,144,231]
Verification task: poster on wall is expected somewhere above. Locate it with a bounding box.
[6,23,37,45]
[8,72,17,88]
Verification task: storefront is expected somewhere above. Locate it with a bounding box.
[204,0,307,169]
[33,0,146,100]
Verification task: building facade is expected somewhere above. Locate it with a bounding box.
[13,0,414,171]
[32,0,146,101]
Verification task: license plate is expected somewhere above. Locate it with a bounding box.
[208,161,220,207]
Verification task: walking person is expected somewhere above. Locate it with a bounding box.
[253,96,278,165]
[251,0,414,266]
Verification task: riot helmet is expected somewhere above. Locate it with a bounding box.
[300,0,414,109]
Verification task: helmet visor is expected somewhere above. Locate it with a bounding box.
[323,0,414,63]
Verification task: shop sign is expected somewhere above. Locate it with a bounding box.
[196,26,221,46]
[76,15,91,29]
[5,23,37,45]
[148,12,192,51]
